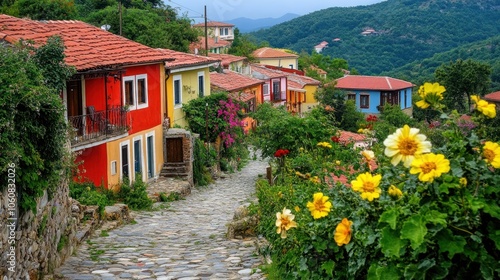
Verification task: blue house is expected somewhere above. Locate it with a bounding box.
[335,75,414,115]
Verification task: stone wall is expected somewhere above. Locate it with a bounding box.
[0,176,78,279]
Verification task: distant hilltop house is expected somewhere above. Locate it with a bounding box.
[335,75,414,115]
[484,91,500,107]
[333,38,341,42]
[314,41,329,53]
[252,47,299,70]
[361,28,378,36]
[192,21,235,41]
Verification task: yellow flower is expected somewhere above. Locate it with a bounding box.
[334,218,353,246]
[416,82,445,109]
[351,172,382,201]
[335,160,341,166]
[309,176,320,184]
[276,208,297,239]
[383,125,432,167]
[317,142,332,149]
[307,192,332,219]
[482,141,500,168]
[361,150,375,161]
[409,153,450,182]
[388,185,403,199]
[357,128,364,133]
[459,177,467,188]
[472,95,496,118]
[294,206,301,212]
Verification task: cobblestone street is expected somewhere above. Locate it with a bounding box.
[56,154,268,280]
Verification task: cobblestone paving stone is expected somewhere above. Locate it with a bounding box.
[56,153,268,280]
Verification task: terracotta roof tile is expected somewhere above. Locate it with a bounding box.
[339,131,366,144]
[287,73,321,87]
[250,63,288,79]
[210,70,263,92]
[189,36,231,53]
[485,91,500,102]
[228,91,256,102]
[335,75,414,91]
[158,48,219,69]
[0,14,174,71]
[208,53,246,67]
[192,21,234,27]
[252,47,298,59]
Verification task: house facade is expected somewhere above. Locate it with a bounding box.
[250,64,288,106]
[192,21,235,41]
[210,70,264,132]
[252,47,299,70]
[208,53,249,74]
[335,75,414,115]
[287,74,321,114]
[161,49,220,128]
[189,36,231,55]
[0,14,173,188]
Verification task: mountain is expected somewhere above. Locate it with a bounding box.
[382,35,500,91]
[226,13,300,33]
[249,0,500,75]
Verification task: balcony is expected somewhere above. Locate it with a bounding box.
[69,106,129,149]
[272,90,287,102]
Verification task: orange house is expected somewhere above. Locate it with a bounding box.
[0,14,173,188]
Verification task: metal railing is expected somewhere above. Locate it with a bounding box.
[273,90,286,101]
[69,106,129,147]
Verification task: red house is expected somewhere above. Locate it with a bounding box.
[0,14,173,188]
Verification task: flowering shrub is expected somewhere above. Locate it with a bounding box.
[256,82,500,279]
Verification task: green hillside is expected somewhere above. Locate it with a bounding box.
[249,0,500,75]
[383,35,500,91]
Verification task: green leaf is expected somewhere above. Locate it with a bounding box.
[437,228,466,257]
[368,263,400,280]
[488,230,500,250]
[438,183,451,194]
[483,202,500,219]
[400,214,427,249]
[424,210,447,225]
[379,208,398,230]
[321,260,334,277]
[380,226,406,258]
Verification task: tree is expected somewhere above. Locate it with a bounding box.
[1,38,72,213]
[15,0,77,20]
[228,28,258,61]
[435,59,491,113]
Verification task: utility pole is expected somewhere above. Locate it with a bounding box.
[119,0,122,36]
[204,5,208,56]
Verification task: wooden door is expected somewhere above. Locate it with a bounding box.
[67,80,83,135]
[166,138,183,163]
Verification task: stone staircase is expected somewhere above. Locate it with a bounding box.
[160,162,189,178]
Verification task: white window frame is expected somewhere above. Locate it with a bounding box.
[146,131,156,180]
[263,84,270,95]
[119,140,131,182]
[173,75,182,108]
[123,74,148,110]
[198,71,205,97]
[136,74,148,109]
[133,135,145,182]
[110,160,117,176]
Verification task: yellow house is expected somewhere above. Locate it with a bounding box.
[159,49,220,128]
[287,74,321,114]
[252,47,299,70]
[192,21,235,41]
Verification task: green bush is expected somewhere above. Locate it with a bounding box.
[118,176,153,210]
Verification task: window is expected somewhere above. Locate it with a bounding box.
[133,136,143,181]
[146,132,155,179]
[123,74,148,110]
[289,64,294,69]
[124,77,134,107]
[173,75,182,106]
[198,71,204,97]
[120,140,130,181]
[347,93,356,101]
[263,84,270,95]
[110,160,117,176]
[220,27,228,36]
[272,80,281,101]
[380,91,399,106]
[360,94,370,109]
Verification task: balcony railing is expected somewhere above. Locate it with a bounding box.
[273,90,286,101]
[69,106,129,147]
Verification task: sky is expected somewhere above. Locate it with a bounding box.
[164,0,387,22]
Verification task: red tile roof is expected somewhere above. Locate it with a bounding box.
[192,21,234,27]
[339,131,366,144]
[189,36,231,53]
[208,53,246,68]
[252,47,298,59]
[287,80,306,92]
[210,70,263,92]
[250,63,288,79]
[287,74,321,87]
[484,91,500,102]
[158,48,219,69]
[228,91,256,102]
[335,75,414,91]
[0,14,173,72]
